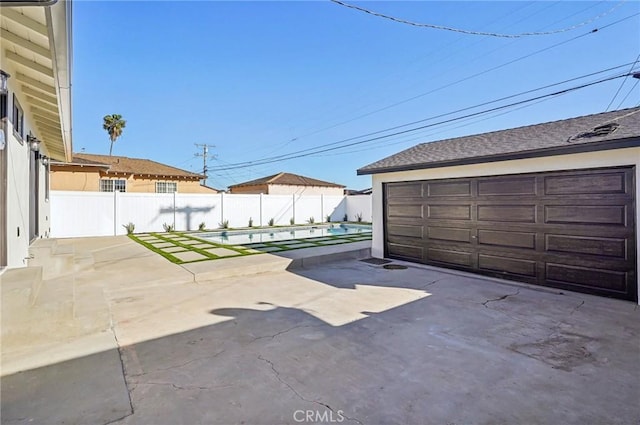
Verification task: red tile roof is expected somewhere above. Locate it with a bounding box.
[229,172,345,188]
[57,153,204,179]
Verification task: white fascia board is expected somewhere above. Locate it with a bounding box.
[45,0,72,162]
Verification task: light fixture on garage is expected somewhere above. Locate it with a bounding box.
[0,70,9,94]
[27,135,41,152]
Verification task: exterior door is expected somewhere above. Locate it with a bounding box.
[29,148,39,241]
[384,167,637,301]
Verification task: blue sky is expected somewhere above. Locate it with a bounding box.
[72,1,640,190]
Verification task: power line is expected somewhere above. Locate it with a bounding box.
[313,92,572,158]
[261,0,546,156]
[336,63,637,144]
[194,143,216,184]
[329,0,626,38]
[286,11,639,142]
[615,79,640,110]
[212,64,637,170]
[606,53,640,111]
[212,72,636,171]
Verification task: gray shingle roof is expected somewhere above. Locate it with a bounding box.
[357,107,640,175]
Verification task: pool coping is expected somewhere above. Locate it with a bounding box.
[128,226,372,264]
[193,223,372,239]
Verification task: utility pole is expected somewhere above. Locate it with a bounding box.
[194,143,215,186]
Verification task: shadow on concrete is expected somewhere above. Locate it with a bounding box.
[2,259,639,424]
[1,349,132,425]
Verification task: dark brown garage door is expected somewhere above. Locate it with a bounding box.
[384,167,637,301]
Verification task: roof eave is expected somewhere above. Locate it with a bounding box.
[134,173,204,179]
[357,136,640,176]
[268,182,345,188]
[50,161,109,169]
[45,0,72,162]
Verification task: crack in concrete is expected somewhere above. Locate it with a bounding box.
[420,278,445,289]
[140,381,233,391]
[343,414,365,425]
[251,324,325,343]
[256,353,366,424]
[128,349,226,378]
[108,316,135,423]
[570,300,585,315]
[482,289,520,307]
[257,354,334,410]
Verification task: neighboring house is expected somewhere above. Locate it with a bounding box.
[228,172,345,196]
[345,188,372,195]
[50,153,219,193]
[1,1,72,269]
[358,107,640,303]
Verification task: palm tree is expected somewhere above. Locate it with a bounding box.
[103,114,126,156]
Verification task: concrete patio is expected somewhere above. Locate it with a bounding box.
[1,236,638,424]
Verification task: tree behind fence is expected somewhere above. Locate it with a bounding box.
[50,191,372,238]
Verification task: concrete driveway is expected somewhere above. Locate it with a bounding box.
[1,237,639,424]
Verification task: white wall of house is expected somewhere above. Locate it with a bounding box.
[5,120,30,267]
[3,79,52,268]
[50,192,372,237]
[368,147,640,303]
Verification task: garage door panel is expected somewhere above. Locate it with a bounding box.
[427,248,473,267]
[478,254,537,277]
[546,263,627,293]
[544,172,626,195]
[387,183,423,198]
[388,224,423,239]
[384,167,636,301]
[477,205,536,223]
[387,235,422,247]
[388,243,423,261]
[428,226,471,243]
[428,204,471,220]
[426,181,471,197]
[388,204,423,218]
[545,234,626,258]
[478,177,536,196]
[478,229,536,249]
[545,205,626,226]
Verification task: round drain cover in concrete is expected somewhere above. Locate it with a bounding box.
[383,264,408,270]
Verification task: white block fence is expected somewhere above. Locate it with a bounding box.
[50,191,372,238]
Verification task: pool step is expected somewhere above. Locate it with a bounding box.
[183,241,371,283]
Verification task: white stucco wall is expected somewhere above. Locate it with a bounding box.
[5,120,30,268]
[368,147,640,303]
[3,62,54,268]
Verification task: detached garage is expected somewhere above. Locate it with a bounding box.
[358,108,640,302]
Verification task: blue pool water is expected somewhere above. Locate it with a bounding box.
[194,224,372,245]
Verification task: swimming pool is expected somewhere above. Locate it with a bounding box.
[194,223,372,245]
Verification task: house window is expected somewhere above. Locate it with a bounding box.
[156,181,177,193]
[100,179,126,192]
[12,94,24,139]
